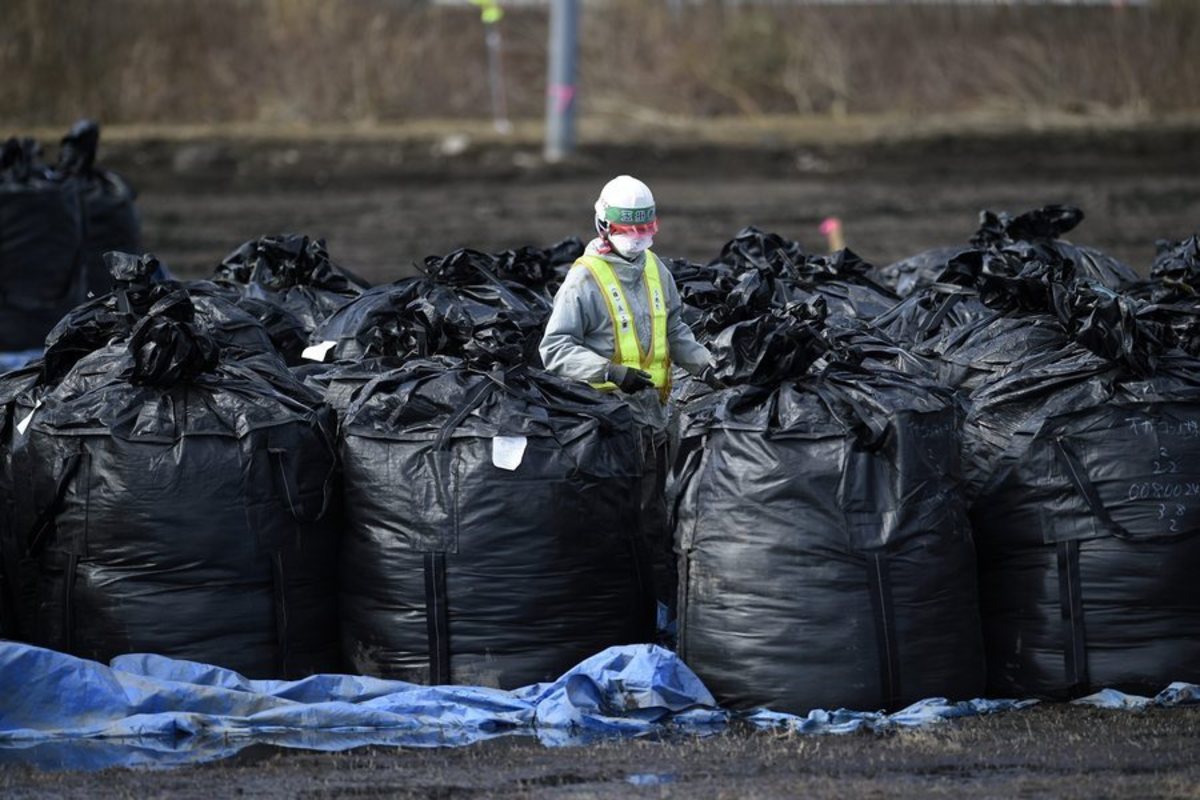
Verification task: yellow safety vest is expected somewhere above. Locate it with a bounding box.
[576,251,672,403]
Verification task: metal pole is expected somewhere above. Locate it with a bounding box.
[544,0,579,162]
[471,0,511,134]
[484,26,512,134]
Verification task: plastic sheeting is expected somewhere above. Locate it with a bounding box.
[746,697,1038,735]
[0,351,41,373]
[0,641,1054,772]
[0,642,723,770]
[3,642,1195,772]
[1072,682,1200,710]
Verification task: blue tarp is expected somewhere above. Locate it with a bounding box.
[0,642,1196,772]
[0,350,40,372]
[744,696,1039,735]
[1071,683,1200,710]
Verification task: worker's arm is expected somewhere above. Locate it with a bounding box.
[539,268,612,384]
[660,262,713,375]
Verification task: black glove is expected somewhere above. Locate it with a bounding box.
[698,366,727,390]
[607,363,655,393]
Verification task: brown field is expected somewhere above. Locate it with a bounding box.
[71,115,1200,282]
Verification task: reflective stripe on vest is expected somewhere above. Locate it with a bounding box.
[577,251,672,403]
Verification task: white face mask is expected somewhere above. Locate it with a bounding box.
[609,232,654,260]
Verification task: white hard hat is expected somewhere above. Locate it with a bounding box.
[594,175,658,237]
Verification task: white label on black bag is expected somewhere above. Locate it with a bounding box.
[16,401,41,435]
[492,436,528,471]
[301,341,338,362]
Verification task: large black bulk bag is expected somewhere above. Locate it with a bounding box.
[214,234,369,363]
[876,246,970,299]
[311,254,549,367]
[971,205,1138,290]
[339,359,655,688]
[295,357,403,419]
[43,253,278,383]
[673,309,984,714]
[706,227,898,322]
[1129,234,1200,357]
[876,235,1088,394]
[491,237,584,300]
[873,280,990,348]
[876,206,1138,350]
[0,363,42,639]
[0,138,87,351]
[9,296,341,678]
[56,121,143,299]
[964,291,1200,698]
[924,312,1071,395]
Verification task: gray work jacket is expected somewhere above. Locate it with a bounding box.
[539,238,712,428]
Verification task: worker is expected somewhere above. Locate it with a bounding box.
[539,175,719,614]
[539,174,719,428]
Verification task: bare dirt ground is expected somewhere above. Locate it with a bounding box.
[94,117,1200,283]
[2,705,1199,798]
[4,119,1199,796]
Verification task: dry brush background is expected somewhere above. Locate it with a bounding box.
[3,0,1199,127]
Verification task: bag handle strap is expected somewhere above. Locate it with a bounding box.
[25,452,85,557]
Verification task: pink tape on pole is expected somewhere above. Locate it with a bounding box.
[548,84,576,114]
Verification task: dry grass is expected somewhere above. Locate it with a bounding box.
[1,1,1197,127]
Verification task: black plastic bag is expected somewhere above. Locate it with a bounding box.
[294,356,406,417]
[492,237,583,298]
[1150,234,1200,292]
[703,227,897,323]
[874,281,992,348]
[877,206,1138,347]
[313,250,550,368]
[672,310,984,714]
[706,300,835,387]
[1128,235,1200,356]
[667,257,732,331]
[8,299,341,678]
[0,138,87,350]
[338,359,654,688]
[962,297,1200,698]
[876,246,970,299]
[0,362,43,639]
[43,253,278,384]
[126,292,221,386]
[875,234,1084,391]
[55,120,143,299]
[970,205,1138,289]
[905,281,1162,398]
[214,234,368,362]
